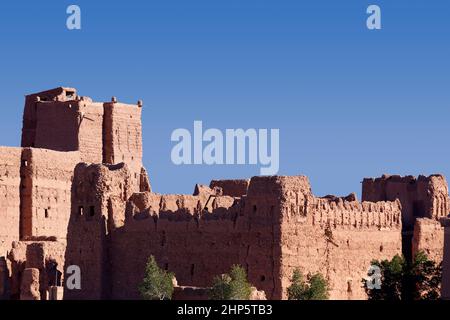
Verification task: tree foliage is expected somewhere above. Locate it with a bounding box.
[138,255,174,300]
[209,265,252,300]
[364,251,442,300]
[287,269,329,300]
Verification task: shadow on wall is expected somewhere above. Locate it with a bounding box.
[64,163,113,300]
[442,219,450,299]
[0,257,10,299]
[3,241,65,300]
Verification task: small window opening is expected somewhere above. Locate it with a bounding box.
[347,280,353,293]
[66,91,75,99]
[89,206,95,217]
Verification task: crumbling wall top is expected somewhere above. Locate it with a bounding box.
[26,87,78,102]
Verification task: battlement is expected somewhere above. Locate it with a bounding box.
[25,87,78,103]
[363,173,447,184]
[272,175,402,230]
[362,174,449,230]
[307,197,402,229]
[209,179,250,197]
[21,87,144,190]
[117,174,402,232]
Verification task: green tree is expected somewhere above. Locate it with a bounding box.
[138,255,174,300]
[209,265,252,300]
[287,269,329,300]
[209,274,232,300]
[407,251,442,300]
[307,274,330,300]
[364,251,442,300]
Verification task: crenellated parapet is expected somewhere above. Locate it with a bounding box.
[362,174,449,230]
[308,197,402,230]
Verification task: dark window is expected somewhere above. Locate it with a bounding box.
[413,200,425,218]
[347,280,352,293]
[45,209,49,218]
[260,275,266,282]
[89,206,95,217]
[66,91,75,99]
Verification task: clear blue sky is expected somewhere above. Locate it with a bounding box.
[0,0,449,197]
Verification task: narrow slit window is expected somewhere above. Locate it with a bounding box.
[89,206,95,217]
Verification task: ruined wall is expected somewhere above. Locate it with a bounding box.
[65,170,283,300]
[20,148,80,240]
[209,179,250,197]
[172,284,266,301]
[172,286,210,301]
[7,240,66,300]
[65,173,405,300]
[278,176,403,300]
[362,174,449,231]
[111,175,285,300]
[0,147,22,257]
[64,163,132,300]
[103,102,143,190]
[412,218,445,264]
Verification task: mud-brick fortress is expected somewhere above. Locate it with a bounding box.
[1,87,450,300]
